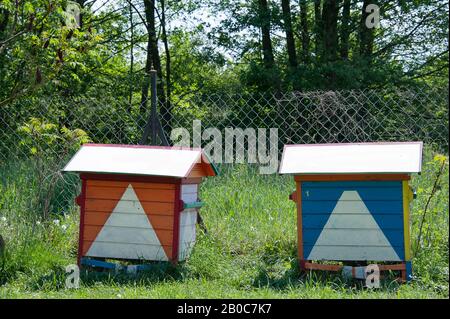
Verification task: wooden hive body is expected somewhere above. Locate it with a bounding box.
[64,144,217,265]
[280,142,423,282]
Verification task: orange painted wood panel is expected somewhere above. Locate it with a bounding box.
[82,240,173,257]
[188,163,208,178]
[378,263,406,271]
[83,225,174,243]
[84,212,174,230]
[84,211,111,228]
[81,179,179,260]
[86,186,175,202]
[87,180,175,190]
[182,178,202,184]
[304,262,343,272]
[85,199,174,214]
[294,174,410,182]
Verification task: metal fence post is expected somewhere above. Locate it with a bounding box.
[140,70,169,146]
[150,70,157,144]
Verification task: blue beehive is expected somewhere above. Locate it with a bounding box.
[279,142,423,282]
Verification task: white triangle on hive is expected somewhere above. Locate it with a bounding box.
[86,184,168,261]
[307,190,400,261]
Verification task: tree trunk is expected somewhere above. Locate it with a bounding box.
[139,31,153,116]
[0,8,9,37]
[313,0,322,59]
[281,0,297,68]
[128,2,134,107]
[359,0,375,60]
[340,0,351,59]
[141,0,167,131]
[299,0,310,63]
[321,0,339,62]
[160,0,172,133]
[259,0,275,69]
[257,0,280,92]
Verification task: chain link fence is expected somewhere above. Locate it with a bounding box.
[0,86,448,215]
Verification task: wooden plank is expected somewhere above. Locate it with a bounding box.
[87,179,175,190]
[304,262,343,272]
[77,179,87,265]
[297,181,304,262]
[302,181,402,188]
[85,199,174,215]
[83,225,173,243]
[178,241,195,261]
[181,193,198,203]
[402,181,412,261]
[86,186,175,202]
[181,184,198,203]
[82,184,175,261]
[304,262,406,272]
[378,263,406,271]
[303,214,403,230]
[303,229,404,246]
[171,183,182,262]
[188,163,208,178]
[302,201,403,214]
[81,173,180,184]
[295,174,410,182]
[181,184,198,194]
[180,210,197,227]
[304,245,403,261]
[179,224,196,246]
[302,187,402,201]
[83,241,171,261]
[84,212,174,230]
[181,178,202,185]
[178,209,197,261]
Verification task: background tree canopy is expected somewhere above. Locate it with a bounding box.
[0,0,448,110]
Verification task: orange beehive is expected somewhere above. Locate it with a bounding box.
[63,144,217,265]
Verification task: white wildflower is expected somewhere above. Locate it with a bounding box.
[0,216,6,222]
[53,219,60,226]
[61,224,68,231]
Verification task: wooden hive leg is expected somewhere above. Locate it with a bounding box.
[299,259,306,272]
[405,261,412,282]
[295,181,305,273]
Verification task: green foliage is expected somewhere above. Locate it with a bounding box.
[18,117,90,159]
[15,118,90,219]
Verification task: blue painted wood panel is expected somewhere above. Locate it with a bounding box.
[303,181,402,188]
[302,201,403,214]
[303,229,404,245]
[301,180,405,261]
[302,187,402,201]
[303,214,403,230]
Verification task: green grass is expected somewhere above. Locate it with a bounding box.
[0,147,448,299]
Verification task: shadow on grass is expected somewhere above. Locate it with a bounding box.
[21,260,190,292]
[79,261,188,288]
[252,253,404,294]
